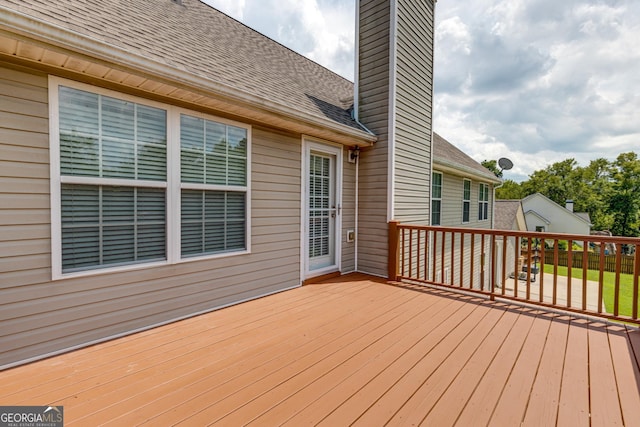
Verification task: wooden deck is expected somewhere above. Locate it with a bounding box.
[1,273,639,426]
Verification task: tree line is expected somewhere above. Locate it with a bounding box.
[482,152,640,237]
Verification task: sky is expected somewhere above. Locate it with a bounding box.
[204,0,640,182]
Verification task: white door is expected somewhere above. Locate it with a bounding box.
[305,143,341,276]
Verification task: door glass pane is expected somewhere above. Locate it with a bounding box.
[308,153,334,270]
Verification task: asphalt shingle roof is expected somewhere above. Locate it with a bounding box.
[494,200,522,231]
[4,0,360,130]
[433,133,501,182]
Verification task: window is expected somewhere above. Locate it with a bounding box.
[479,183,489,221]
[180,114,247,257]
[431,172,442,225]
[51,78,250,278]
[462,179,471,223]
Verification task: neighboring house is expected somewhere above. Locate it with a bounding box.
[0,0,436,368]
[494,199,527,283]
[494,200,527,232]
[429,133,501,286]
[431,133,501,228]
[522,193,592,235]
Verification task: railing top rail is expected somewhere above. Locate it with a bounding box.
[394,223,640,245]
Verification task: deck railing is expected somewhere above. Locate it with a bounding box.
[388,221,640,324]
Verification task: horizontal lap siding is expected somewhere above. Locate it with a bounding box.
[439,172,494,229]
[342,148,356,272]
[393,0,434,225]
[0,64,302,368]
[357,0,391,277]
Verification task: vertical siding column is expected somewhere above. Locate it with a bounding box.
[356,0,436,277]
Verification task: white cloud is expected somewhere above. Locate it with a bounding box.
[204,0,246,20]
[204,0,355,80]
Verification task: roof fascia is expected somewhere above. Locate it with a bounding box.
[433,159,502,184]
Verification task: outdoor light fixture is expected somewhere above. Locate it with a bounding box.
[348,146,360,163]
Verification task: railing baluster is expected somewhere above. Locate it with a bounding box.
[634,244,640,320]
[582,241,588,311]
[540,239,545,303]
[424,230,429,281]
[501,235,507,295]
[460,233,465,288]
[490,234,496,301]
[431,231,437,282]
[451,231,456,286]
[470,233,475,290]
[480,233,486,292]
[513,235,519,298]
[525,238,532,300]
[598,243,605,314]
[416,229,421,280]
[567,240,573,308]
[553,241,559,306]
[408,228,413,278]
[440,230,445,284]
[401,227,406,277]
[614,244,622,317]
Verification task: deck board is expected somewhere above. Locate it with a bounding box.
[1,273,639,426]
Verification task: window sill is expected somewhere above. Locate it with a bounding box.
[52,249,251,281]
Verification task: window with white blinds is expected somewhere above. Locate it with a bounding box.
[51,78,250,278]
[180,114,248,258]
[462,179,471,223]
[431,172,442,226]
[479,183,490,221]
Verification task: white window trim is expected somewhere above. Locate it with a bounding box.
[431,171,442,226]
[49,76,251,280]
[300,137,343,281]
[462,178,471,224]
[479,182,489,221]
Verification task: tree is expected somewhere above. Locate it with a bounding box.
[521,159,579,205]
[609,152,640,236]
[481,160,502,178]
[495,179,523,199]
[572,158,613,231]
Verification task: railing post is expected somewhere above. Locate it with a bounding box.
[388,220,400,281]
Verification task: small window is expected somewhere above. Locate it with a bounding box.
[462,179,471,223]
[431,172,442,225]
[478,183,490,221]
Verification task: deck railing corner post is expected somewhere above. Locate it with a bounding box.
[388,220,401,281]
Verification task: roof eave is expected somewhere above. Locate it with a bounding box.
[433,159,502,184]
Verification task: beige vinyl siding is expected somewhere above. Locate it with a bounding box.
[437,171,494,228]
[357,0,391,277]
[392,0,434,224]
[430,231,492,290]
[341,147,356,272]
[0,63,304,368]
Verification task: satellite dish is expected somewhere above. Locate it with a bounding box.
[498,157,513,171]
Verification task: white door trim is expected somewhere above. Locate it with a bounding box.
[301,137,343,280]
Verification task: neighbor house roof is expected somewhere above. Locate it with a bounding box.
[0,0,373,141]
[494,200,524,231]
[433,133,501,183]
[522,193,592,226]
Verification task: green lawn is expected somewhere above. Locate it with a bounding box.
[543,264,640,317]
